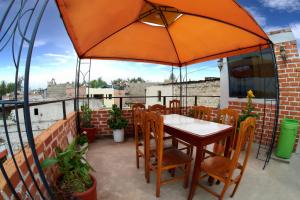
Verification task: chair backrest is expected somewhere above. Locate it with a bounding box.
[228,117,256,178]
[148,104,167,115]
[134,108,147,137]
[194,106,211,121]
[145,111,164,165]
[217,108,239,148]
[132,103,145,125]
[169,100,180,114]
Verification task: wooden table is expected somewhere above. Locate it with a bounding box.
[163,114,233,200]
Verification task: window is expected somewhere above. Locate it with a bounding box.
[34,108,39,115]
[228,48,276,98]
[158,90,162,102]
[108,94,113,99]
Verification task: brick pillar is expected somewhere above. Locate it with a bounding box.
[274,40,300,150]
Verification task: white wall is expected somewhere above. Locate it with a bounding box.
[145,85,173,108]
[220,59,229,108]
[87,88,114,107]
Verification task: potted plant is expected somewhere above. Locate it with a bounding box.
[81,104,97,143]
[107,104,128,142]
[237,89,259,149]
[76,133,89,159]
[238,89,259,127]
[41,138,97,200]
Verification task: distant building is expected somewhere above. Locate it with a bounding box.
[66,84,86,98]
[146,78,220,108]
[125,82,160,106]
[47,78,85,99]
[87,88,125,108]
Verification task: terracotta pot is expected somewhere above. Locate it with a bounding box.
[0,149,8,163]
[74,175,97,200]
[81,127,97,143]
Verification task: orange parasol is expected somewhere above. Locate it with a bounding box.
[56,0,271,67]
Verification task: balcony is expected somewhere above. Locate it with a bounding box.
[1,104,299,199]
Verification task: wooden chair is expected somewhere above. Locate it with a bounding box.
[148,104,167,115]
[133,107,145,169]
[213,108,239,155]
[194,106,211,121]
[132,103,145,114]
[145,111,192,197]
[169,99,180,114]
[198,117,256,200]
[134,109,173,176]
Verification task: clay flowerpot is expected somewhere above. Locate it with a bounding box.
[81,127,97,143]
[0,149,8,163]
[74,175,97,200]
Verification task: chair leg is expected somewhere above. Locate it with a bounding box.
[183,163,191,188]
[230,179,241,198]
[144,153,151,183]
[134,127,139,169]
[219,182,229,200]
[171,168,176,177]
[156,168,162,197]
[146,162,150,183]
[136,151,140,169]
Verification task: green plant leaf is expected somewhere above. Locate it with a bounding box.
[41,158,58,169]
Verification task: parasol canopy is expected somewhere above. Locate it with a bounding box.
[56,0,271,67]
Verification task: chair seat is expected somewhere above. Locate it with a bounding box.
[163,148,192,166]
[202,156,231,178]
[138,139,173,153]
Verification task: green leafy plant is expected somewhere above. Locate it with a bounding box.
[41,138,94,193]
[238,89,259,127]
[76,133,88,146]
[81,104,93,128]
[107,104,128,130]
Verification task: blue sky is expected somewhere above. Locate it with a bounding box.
[0,0,299,89]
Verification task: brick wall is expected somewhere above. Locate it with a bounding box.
[90,107,220,136]
[90,109,134,136]
[229,101,277,145]
[0,112,77,200]
[229,39,300,150]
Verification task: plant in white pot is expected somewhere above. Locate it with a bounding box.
[107,104,128,142]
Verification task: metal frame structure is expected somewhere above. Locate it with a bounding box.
[74,58,92,132]
[0,0,55,199]
[0,1,280,200]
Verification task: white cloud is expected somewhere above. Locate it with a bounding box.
[43,52,76,65]
[24,39,47,48]
[260,0,300,12]
[34,40,47,47]
[245,7,267,26]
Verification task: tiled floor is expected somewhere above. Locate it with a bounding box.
[87,137,300,200]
